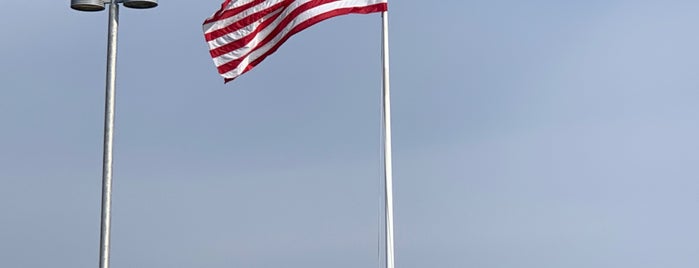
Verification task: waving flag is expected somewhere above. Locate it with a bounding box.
[203,0,388,82]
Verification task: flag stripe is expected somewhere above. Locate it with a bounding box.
[204,0,234,24]
[203,0,387,82]
[206,9,284,50]
[208,11,283,58]
[204,0,290,39]
[210,0,335,62]
[204,0,262,26]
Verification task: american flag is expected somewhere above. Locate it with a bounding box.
[203,0,388,83]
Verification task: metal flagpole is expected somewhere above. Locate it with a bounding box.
[381,10,396,268]
[99,1,119,268]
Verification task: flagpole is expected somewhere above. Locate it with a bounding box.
[381,10,396,268]
[99,1,119,268]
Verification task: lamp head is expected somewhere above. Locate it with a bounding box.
[122,0,158,9]
[71,0,106,11]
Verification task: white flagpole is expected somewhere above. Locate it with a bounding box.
[381,10,396,268]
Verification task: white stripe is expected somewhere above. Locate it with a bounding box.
[211,0,315,67]
[203,0,270,34]
[203,0,257,22]
[203,0,287,34]
[203,0,257,27]
[207,10,282,50]
[220,0,386,79]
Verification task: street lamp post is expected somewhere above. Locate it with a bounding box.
[70,1,157,268]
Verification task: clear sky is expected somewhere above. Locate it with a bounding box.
[2,0,699,267]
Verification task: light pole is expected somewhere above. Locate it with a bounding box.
[71,1,157,268]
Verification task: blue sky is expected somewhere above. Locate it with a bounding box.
[2,0,699,267]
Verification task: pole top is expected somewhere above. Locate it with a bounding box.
[71,0,157,12]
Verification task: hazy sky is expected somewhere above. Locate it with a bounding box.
[2,1,699,267]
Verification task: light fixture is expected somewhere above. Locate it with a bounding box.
[122,0,158,9]
[71,0,105,11]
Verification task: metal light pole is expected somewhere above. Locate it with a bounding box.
[70,1,157,268]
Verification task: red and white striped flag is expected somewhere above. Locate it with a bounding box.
[203,0,388,83]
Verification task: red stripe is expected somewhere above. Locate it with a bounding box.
[204,0,266,25]
[205,0,233,24]
[208,11,283,58]
[219,3,387,82]
[205,1,291,42]
[210,0,335,59]
[205,7,283,43]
